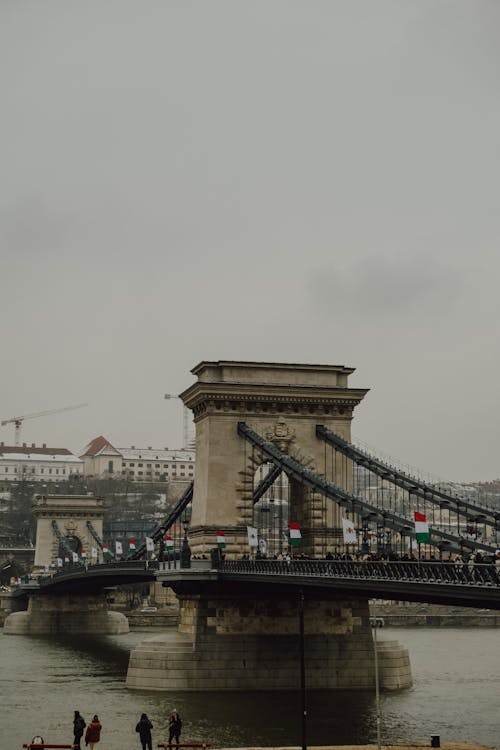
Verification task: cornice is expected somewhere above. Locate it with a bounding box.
[185,391,366,420]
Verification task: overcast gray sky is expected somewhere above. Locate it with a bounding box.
[1,1,500,482]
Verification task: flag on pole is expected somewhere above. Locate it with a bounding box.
[164,535,174,549]
[72,552,79,563]
[115,540,123,556]
[289,522,302,547]
[216,531,226,549]
[247,526,258,548]
[91,547,98,560]
[414,511,430,543]
[81,549,87,561]
[64,556,69,564]
[129,538,136,551]
[56,557,63,568]
[102,543,110,557]
[342,518,357,545]
[145,536,154,552]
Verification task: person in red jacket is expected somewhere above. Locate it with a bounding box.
[85,715,102,749]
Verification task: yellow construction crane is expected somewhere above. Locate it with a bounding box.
[1,403,88,446]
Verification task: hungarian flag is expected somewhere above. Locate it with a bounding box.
[289,522,302,547]
[164,535,174,549]
[129,538,136,551]
[414,511,430,543]
[115,540,123,556]
[81,549,87,561]
[102,543,111,557]
[216,531,226,549]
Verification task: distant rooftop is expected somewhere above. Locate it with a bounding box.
[0,444,81,462]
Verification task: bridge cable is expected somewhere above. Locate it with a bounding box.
[238,422,497,556]
[51,520,77,558]
[316,425,500,529]
[86,520,107,553]
[129,481,194,560]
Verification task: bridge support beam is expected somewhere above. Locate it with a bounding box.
[3,593,129,635]
[126,592,411,692]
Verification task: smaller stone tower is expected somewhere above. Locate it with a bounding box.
[33,494,104,567]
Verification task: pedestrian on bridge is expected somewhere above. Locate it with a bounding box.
[168,709,182,745]
[136,712,153,750]
[84,714,102,749]
[73,710,86,750]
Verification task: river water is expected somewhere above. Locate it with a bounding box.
[0,627,498,749]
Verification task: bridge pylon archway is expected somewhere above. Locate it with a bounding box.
[181,361,369,557]
[33,494,104,568]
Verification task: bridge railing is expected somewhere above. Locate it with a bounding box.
[220,559,500,587]
[33,560,159,586]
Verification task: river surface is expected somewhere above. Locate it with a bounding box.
[0,627,498,749]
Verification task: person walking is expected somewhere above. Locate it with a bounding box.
[84,714,102,749]
[136,712,153,750]
[73,710,86,750]
[168,709,182,745]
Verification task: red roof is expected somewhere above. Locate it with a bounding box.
[81,435,120,457]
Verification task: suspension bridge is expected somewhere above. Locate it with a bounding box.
[4,360,500,693]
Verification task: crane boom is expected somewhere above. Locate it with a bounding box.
[1,403,88,446]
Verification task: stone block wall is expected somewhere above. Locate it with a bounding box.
[126,593,412,692]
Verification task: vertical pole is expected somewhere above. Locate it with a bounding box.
[373,622,382,750]
[299,589,307,750]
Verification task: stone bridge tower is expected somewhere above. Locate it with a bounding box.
[33,494,104,568]
[181,360,369,556]
[128,361,411,693]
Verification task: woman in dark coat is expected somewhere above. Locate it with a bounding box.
[136,712,153,750]
[73,710,86,750]
[168,709,182,745]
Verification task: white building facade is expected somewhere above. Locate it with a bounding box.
[80,436,195,480]
[0,443,84,483]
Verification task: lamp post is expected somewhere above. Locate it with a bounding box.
[372,620,382,750]
[158,528,165,563]
[180,519,191,569]
[298,589,307,750]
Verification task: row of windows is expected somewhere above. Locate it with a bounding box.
[121,470,194,478]
[3,466,82,475]
[121,462,194,469]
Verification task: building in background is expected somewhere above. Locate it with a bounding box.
[0,442,83,484]
[80,436,195,480]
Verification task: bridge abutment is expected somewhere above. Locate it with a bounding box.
[3,593,129,635]
[126,592,411,691]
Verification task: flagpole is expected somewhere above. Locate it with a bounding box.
[298,589,307,750]
[373,620,382,750]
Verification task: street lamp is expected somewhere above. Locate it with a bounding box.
[158,527,165,563]
[180,519,191,569]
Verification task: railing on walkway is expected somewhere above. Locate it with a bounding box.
[220,558,500,587]
[34,559,159,587]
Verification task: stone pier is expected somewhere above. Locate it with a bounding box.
[126,592,411,691]
[3,593,129,635]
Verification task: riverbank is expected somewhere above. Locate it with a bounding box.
[369,603,500,627]
[220,745,495,750]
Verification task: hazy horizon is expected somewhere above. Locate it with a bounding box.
[2,1,500,482]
